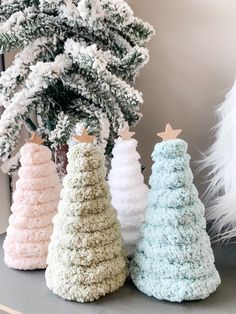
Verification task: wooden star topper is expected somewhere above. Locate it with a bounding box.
[157,123,182,141]
[73,128,96,143]
[27,133,45,145]
[119,126,135,140]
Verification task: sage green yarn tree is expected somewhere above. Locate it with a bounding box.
[45,129,128,303]
[130,124,221,302]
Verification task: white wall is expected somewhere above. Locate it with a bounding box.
[0,107,10,234]
[0,53,10,233]
[0,171,10,234]
[127,0,236,195]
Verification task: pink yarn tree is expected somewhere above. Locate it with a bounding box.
[3,133,61,270]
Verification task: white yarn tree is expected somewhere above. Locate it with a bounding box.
[108,127,148,256]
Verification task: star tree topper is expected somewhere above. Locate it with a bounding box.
[73,128,96,143]
[157,123,182,141]
[119,126,135,140]
[27,133,45,145]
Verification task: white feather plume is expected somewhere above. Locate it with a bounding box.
[203,80,236,241]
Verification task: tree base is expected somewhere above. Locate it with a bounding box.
[130,262,221,302]
[46,266,128,302]
[4,254,47,270]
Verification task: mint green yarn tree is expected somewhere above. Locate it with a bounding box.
[45,129,128,303]
[130,124,221,302]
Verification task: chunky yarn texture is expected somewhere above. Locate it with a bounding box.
[46,143,128,302]
[108,137,148,256]
[130,139,221,302]
[3,143,61,270]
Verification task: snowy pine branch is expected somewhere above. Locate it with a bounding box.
[49,112,75,146]
[64,39,143,109]
[0,0,39,24]
[0,0,154,165]
[101,0,155,45]
[1,151,21,174]
[0,37,58,108]
[0,12,61,53]
[0,54,72,160]
[107,47,150,81]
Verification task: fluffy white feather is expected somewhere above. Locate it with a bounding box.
[203,80,236,240]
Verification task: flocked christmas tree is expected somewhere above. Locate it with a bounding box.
[0,0,154,175]
[3,133,61,270]
[130,124,221,302]
[46,129,128,302]
[108,127,148,256]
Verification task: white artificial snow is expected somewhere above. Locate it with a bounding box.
[84,0,104,21]
[40,0,61,4]
[49,112,71,145]
[60,0,104,21]
[0,90,35,134]
[64,39,107,71]
[101,0,133,25]
[77,0,90,20]
[99,114,110,151]
[1,151,21,174]
[0,37,51,108]
[60,0,79,19]
[0,11,25,33]
[26,54,72,90]
[1,0,15,4]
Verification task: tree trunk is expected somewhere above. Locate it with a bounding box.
[55,144,68,180]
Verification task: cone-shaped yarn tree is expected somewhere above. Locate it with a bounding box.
[130,124,221,302]
[108,127,148,256]
[46,129,128,302]
[3,133,61,270]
